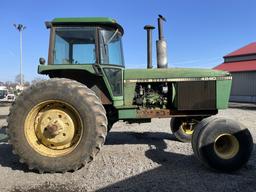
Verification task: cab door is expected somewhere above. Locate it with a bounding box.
[97,27,125,106]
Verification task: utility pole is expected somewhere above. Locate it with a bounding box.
[14,24,26,86]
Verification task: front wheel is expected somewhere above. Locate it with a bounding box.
[8,78,107,173]
[192,117,253,172]
[171,117,202,142]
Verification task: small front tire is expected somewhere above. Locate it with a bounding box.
[192,117,253,172]
[171,117,201,142]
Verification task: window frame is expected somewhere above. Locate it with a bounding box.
[48,26,99,65]
[48,26,124,67]
[98,27,125,67]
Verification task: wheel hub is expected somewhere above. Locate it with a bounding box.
[181,122,194,135]
[36,109,76,150]
[44,124,60,138]
[214,134,239,160]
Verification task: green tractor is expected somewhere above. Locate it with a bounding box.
[8,16,253,173]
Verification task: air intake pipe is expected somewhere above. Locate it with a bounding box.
[156,15,168,68]
[144,25,155,69]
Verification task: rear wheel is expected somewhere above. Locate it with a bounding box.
[171,117,202,142]
[8,78,107,173]
[192,117,253,172]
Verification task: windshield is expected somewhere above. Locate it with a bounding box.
[0,89,7,99]
[100,28,124,66]
[53,27,96,64]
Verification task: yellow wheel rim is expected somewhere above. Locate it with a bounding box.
[181,122,194,135]
[24,100,83,157]
[214,134,239,160]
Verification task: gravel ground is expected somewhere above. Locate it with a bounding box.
[0,106,255,192]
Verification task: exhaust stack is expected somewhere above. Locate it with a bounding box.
[156,15,168,68]
[144,25,155,69]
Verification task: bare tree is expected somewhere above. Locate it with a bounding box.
[24,81,30,87]
[15,74,25,84]
[31,77,46,85]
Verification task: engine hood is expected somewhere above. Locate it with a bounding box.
[124,68,230,81]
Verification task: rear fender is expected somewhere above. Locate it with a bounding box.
[38,65,113,105]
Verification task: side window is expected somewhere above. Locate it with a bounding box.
[103,68,123,96]
[73,44,95,64]
[100,29,124,66]
[53,28,96,64]
[108,39,123,65]
[54,35,69,64]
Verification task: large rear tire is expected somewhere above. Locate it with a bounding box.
[192,117,253,172]
[8,78,107,173]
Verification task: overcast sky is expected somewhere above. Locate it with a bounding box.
[1,0,256,82]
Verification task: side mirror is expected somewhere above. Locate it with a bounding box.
[39,57,46,65]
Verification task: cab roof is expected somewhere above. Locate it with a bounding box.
[52,17,116,23]
[46,17,124,34]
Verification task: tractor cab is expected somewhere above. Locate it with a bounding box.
[46,18,124,66]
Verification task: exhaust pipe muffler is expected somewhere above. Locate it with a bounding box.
[144,25,155,69]
[156,15,168,68]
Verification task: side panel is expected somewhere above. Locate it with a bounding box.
[123,82,136,106]
[118,108,137,119]
[216,79,232,109]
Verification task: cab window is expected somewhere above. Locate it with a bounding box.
[99,29,124,66]
[53,27,96,64]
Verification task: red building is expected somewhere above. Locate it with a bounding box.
[214,42,256,103]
